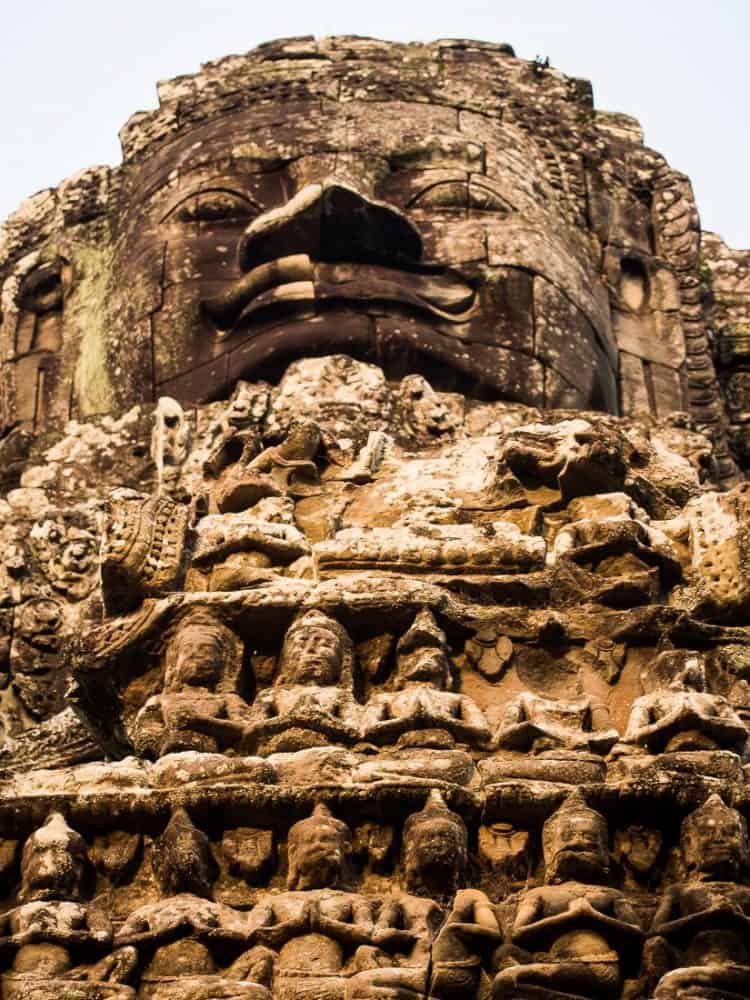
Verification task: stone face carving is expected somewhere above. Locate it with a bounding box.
[247,610,360,754]
[401,790,468,902]
[8,36,740,470]
[1,31,750,1000]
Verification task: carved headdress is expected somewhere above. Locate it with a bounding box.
[287,803,352,890]
[542,789,609,884]
[19,812,91,903]
[397,608,447,656]
[403,789,467,845]
[288,802,352,846]
[393,609,452,689]
[152,807,217,897]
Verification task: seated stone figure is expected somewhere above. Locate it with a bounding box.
[347,792,500,1000]
[179,610,361,755]
[129,609,253,758]
[0,813,136,1000]
[646,793,750,999]
[492,790,643,1000]
[251,610,362,754]
[621,650,748,755]
[245,803,408,1000]
[115,808,272,1000]
[486,687,619,785]
[494,690,619,756]
[361,610,491,749]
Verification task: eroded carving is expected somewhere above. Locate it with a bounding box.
[0,31,748,1000]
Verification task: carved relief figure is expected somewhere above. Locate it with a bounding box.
[492,791,642,999]
[621,650,748,755]
[494,689,619,756]
[246,803,397,1000]
[129,609,251,758]
[0,813,136,998]
[242,610,361,755]
[348,792,500,1000]
[646,794,750,999]
[116,808,272,999]
[1,32,750,1000]
[361,610,490,749]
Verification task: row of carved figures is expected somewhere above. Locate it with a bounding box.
[0,790,748,998]
[128,606,749,761]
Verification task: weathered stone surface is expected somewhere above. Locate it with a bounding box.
[0,33,748,1000]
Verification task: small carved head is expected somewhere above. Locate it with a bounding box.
[19,813,91,903]
[151,395,192,472]
[164,608,241,692]
[542,790,609,884]
[393,609,451,690]
[152,808,217,898]
[276,610,351,687]
[286,803,351,890]
[223,380,268,429]
[681,793,750,881]
[478,822,531,880]
[613,825,662,879]
[402,790,468,900]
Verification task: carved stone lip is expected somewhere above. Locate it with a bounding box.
[203,255,477,338]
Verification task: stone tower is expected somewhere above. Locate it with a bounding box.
[0,36,748,999]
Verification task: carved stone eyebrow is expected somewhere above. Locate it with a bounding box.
[389,134,485,172]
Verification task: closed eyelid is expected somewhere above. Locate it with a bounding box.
[160,188,261,224]
[407,178,515,213]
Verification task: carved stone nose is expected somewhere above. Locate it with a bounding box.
[238,180,422,272]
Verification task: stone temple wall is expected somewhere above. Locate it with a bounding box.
[0,35,747,1000]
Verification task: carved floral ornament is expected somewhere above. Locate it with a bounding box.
[0,34,748,1000]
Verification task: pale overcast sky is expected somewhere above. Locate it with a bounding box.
[3,0,748,247]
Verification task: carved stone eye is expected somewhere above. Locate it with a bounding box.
[409,181,470,210]
[166,190,258,224]
[409,180,513,214]
[17,262,64,314]
[467,182,514,214]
